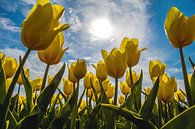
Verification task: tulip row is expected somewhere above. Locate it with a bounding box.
[0,0,195,129]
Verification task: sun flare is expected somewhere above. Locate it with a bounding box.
[89,18,113,40]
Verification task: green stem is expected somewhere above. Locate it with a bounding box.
[16,85,21,112]
[114,78,118,105]
[0,48,31,129]
[179,47,192,106]
[129,67,134,85]
[41,64,50,91]
[158,99,162,128]
[164,102,168,123]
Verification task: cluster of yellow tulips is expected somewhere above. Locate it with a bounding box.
[0,0,195,129]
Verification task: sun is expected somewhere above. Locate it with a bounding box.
[89,18,113,40]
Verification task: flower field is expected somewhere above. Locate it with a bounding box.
[0,0,195,129]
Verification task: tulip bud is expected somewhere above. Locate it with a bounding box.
[79,100,86,110]
[73,59,87,80]
[120,37,146,67]
[106,86,115,99]
[17,68,30,85]
[118,95,125,105]
[2,57,17,78]
[21,0,69,50]
[158,74,177,102]
[92,60,108,81]
[149,60,166,78]
[126,70,139,87]
[63,79,73,96]
[84,72,95,89]
[38,32,68,65]
[144,87,152,96]
[101,48,127,78]
[120,81,131,95]
[174,89,185,102]
[30,77,43,92]
[68,62,77,83]
[102,78,111,92]
[164,7,195,48]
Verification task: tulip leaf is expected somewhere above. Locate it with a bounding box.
[37,63,65,113]
[122,70,143,112]
[15,113,39,129]
[21,68,33,113]
[190,70,195,105]
[139,77,159,119]
[100,104,157,129]
[7,109,17,129]
[0,60,6,105]
[161,105,195,129]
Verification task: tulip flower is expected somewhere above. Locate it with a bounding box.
[174,89,186,102]
[79,100,86,110]
[38,32,68,65]
[30,77,43,92]
[86,88,93,97]
[0,52,5,60]
[2,57,18,78]
[120,37,146,67]
[92,60,108,81]
[84,72,95,89]
[21,0,69,50]
[17,68,30,85]
[63,79,74,96]
[144,87,152,96]
[93,78,101,93]
[102,78,111,92]
[126,70,139,87]
[101,48,127,79]
[68,62,77,83]
[106,86,115,99]
[101,48,127,105]
[158,74,177,102]
[164,7,195,48]
[73,59,87,80]
[149,60,166,79]
[118,95,125,105]
[120,81,131,95]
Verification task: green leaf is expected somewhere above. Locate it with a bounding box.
[7,110,17,129]
[101,104,157,129]
[37,63,65,113]
[139,77,159,119]
[190,70,195,104]
[122,71,143,112]
[0,60,6,105]
[15,113,39,129]
[161,105,195,129]
[21,68,33,112]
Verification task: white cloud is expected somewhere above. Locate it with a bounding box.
[0,17,20,32]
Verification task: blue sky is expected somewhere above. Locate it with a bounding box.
[0,0,195,90]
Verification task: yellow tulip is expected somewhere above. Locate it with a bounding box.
[2,57,17,78]
[174,89,185,102]
[73,59,87,80]
[93,78,101,93]
[38,32,68,65]
[101,48,127,78]
[106,86,115,99]
[102,78,111,92]
[30,77,43,91]
[118,95,125,105]
[164,7,195,48]
[17,68,30,85]
[47,75,54,85]
[144,87,152,96]
[120,37,146,67]
[84,72,95,89]
[68,62,77,83]
[79,100,86,110]
[92,60,108,81]
[149,60,166,78]
[126,70,139,87]
[158,74,177,102]
[21,0,69,50]
[63,79,73,96]
[86,88,93,97]
[120,81,131,95]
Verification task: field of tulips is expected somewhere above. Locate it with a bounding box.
[0,0,195,129]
